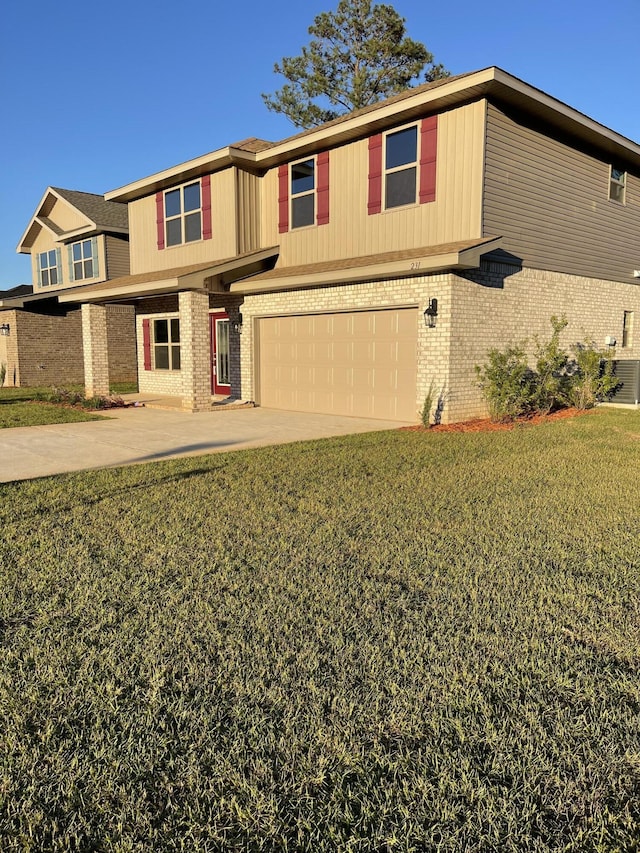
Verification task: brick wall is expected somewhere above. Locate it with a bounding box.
[17,309,85,387]
[237,265,640,423]
[106,305,136,383]
[446,261,640,422]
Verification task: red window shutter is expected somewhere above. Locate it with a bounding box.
[155,192,165,250]
[368,134,383,215]
[142,319,152,370]
[278,165,289,233]
[201,174,212,240]
[419,116,438,204]
[316,151,330,225]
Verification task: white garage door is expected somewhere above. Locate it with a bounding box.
[257,308,418,421]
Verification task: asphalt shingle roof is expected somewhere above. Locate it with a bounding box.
[51,187,129,231]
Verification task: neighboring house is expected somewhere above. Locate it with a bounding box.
[12,68,640,420]
[1,188,135,387]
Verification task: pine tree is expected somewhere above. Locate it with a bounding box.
[262,0,449,129]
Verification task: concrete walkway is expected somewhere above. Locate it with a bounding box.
[0,405,410,483]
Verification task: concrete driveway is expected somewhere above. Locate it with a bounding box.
[0,405,410,483]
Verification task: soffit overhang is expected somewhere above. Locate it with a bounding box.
[229,237,502,295]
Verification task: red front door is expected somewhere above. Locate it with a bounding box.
[210,312,231,395]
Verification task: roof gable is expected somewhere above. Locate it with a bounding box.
[17,187,128,254]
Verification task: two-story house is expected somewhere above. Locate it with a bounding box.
[0,187,135,387]
[18,68,640,421]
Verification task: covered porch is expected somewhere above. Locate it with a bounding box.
[59,248,278,411]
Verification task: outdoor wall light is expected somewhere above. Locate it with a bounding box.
[423,299,438,328]
[232,313,243,334]
[0,324,10,336]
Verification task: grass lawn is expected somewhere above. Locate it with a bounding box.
[1,408,640,851]
[0,383,137,429]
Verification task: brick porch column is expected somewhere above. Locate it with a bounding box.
[179,290,211,411]
[81,303,110,397]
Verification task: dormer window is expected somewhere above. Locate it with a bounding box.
[38,250,60,287]
[384,125,418,209]
[165,181,202,246]
[609,166,626,204]
[71,239,95,281]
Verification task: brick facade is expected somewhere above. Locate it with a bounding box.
[230,265,640,423]
[0,305,136,390]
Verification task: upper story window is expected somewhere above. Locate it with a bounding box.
[609,166,626,204]
[384,125,418,209]
[71,239,94,280]
[291,159,316,228]
[278,153,329,233]
[165,182,202,246]
[38,249,60,287]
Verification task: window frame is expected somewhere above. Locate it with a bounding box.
[622,311,634,348]
[609,166,627,205]
[383,123,419,210]
[290,156,316,229]
[164,180,203,247]
[152,316,181,371]
[38,249,59,287]
[70,238,94,281]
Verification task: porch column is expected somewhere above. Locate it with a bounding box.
[81,303,110,397]
[179,290,211,411]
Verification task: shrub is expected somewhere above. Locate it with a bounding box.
[0,362,5,388]
[420,381,436,428]
[532,315,570,414]
[566,341,620,410]
[475,344,537,422]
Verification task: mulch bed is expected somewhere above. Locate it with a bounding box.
[401,407,598,434]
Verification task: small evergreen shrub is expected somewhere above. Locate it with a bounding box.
[477,317,621,421]
[0,363,6,388]
[475,344,537,422]
[566,342,620,410]
[532,315,570,414]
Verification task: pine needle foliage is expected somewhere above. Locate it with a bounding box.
[262,0,449,128]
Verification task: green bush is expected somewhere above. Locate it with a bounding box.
[532,315,570,414]
[475,344,537,422]
[566,341,620,410]
[477,318,621,421]
[420,381,436,428]
[0,362,5,388]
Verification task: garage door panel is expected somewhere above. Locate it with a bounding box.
[258,308,417,422]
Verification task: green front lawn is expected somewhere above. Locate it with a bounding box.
[0,383,137,428]
[1,408,640,850]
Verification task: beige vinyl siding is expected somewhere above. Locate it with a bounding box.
[31,233,112,291]
[128,169,237,274]
[262,100,485,267]
[105,235,130,279]
[483,101,640,283]
[31,228,64,291]
[237,170,261,255]
[46,196,88,232]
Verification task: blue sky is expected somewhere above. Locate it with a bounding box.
[1,0,639,288]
